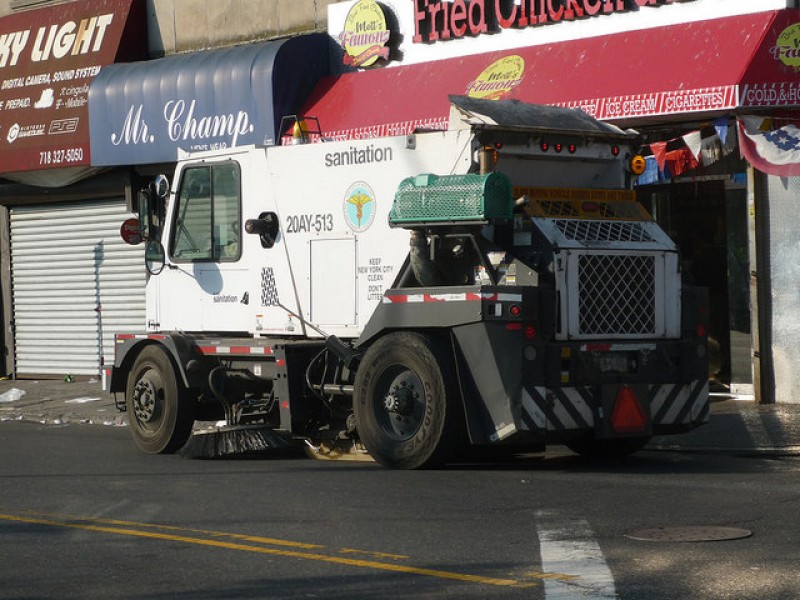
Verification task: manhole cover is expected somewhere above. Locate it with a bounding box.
[625,526,752,542]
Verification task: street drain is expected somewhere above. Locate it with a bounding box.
[625,526,752,542]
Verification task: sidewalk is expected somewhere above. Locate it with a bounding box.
[1,378,800,455]
[0,377,124,427]
[649,397,800,455]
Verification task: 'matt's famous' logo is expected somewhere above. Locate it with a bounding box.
[771,22,800,71]
[339,0,391,68]
[466,56,525,100]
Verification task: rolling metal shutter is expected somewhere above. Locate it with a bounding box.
[10,199,145,378]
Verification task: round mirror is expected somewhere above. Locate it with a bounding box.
[153,174,170,199]
[145,240,166,276]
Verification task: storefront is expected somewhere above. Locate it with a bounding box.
[64,32,328,378]
[0,0,146,378]
[304,0,800,403]
[0,3,329,379]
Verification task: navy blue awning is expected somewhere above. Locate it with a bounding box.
[89,34,330,166]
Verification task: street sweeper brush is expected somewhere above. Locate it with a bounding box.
[178,423,292,459]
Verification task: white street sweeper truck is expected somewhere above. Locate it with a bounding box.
[106,96,710,468]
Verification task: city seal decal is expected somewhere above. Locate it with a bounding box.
[466,55,525,100]
[343,181,377,232]
[338,0,391,68]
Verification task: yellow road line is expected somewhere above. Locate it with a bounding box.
[0,512,537,589]
[16,510,325,549]
[339,547,410,560]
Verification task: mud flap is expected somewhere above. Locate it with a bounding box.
[452,323,545,446]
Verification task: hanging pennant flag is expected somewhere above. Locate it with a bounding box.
[664,146,700,177]
[700,135,722,167]
[682,130,703,160]
[738,115,800,177]
[650,141,667,172]
[713,117,729,145]
[637,156,662,185]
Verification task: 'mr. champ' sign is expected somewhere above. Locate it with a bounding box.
[413,0,698,42]
[89,35,330,166]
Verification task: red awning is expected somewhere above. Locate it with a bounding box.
[0,0,145,176]
[301,9,800,140]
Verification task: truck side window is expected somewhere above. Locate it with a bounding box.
[170,162,241,262]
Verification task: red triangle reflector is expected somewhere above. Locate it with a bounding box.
[611,386,647,433]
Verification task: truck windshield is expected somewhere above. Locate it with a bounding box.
[170,162,241,262]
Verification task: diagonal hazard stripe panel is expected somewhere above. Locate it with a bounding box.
[549,387,594,431]
[521,386,594,431]
[520,386,547,431]
[652,380,709,425]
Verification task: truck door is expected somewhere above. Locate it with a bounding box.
[157,161,250,333]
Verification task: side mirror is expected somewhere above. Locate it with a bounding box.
[245,211,280,248]
[153,174,169,199]
[137,189,152,241]
[145,240,166,276]
[138,174,170,241]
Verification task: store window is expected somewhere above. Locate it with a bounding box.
[170,162,241,262]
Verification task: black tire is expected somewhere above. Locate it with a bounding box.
[564,435,651,458]
[354,332,463,469]
[125,345,194,454]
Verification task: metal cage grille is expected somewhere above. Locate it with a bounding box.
[391,173,512,223]
[577,254,656,335]
[556,219,654,243]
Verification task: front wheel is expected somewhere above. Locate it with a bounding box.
[354,332,463,469]
[125,345,194,454]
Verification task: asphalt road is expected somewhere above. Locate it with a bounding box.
[2,421,800,599]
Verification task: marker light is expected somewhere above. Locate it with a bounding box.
[629,155,647,176]
[524,325,537,339]
[568,144,577,154]
[611,145,621,157]
[509,304,522,317]
[291,119,309,144]
[540,141,549,152]
[554,143,563,153]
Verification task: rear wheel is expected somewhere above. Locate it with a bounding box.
[125,345,194,454]
[354,332,463,469]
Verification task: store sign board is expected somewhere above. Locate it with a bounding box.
[466,55,525,99]
[89,35,330,166]
[741,14,800,109]
[338,0,392,67]
[771,20,800,70]
[558,86,739,121]
[412,0,699,43]
[0,0,142,174]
